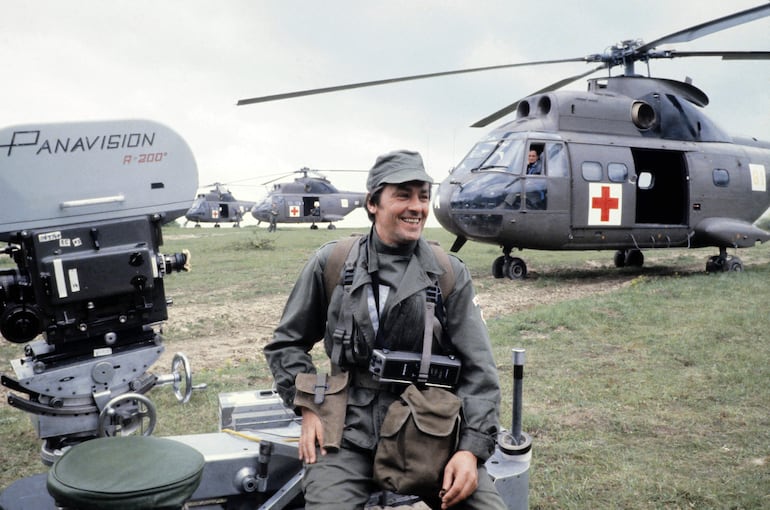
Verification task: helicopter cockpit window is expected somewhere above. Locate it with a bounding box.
[608,163,628,182]
[713,168,730,187]
[450,172,523,211]
[488,138,525,174]
[545,143,568,177]
[581,161,602,182]
[455,134,525,175]
[455,140,498,173]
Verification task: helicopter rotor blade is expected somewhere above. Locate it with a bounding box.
[261,173,296,186]
[662,50,770,60]
[237,57,589,106]
[637,3,770,54]
[471,64,607,128]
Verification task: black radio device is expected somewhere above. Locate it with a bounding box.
[369,348,461,389]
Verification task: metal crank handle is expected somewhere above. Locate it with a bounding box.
[155,352,208,403]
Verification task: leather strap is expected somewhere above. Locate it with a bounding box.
[418,300,435,384]
[314,372,327,405]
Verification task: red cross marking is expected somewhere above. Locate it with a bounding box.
[290,206,299,216]
[591,185,619,222]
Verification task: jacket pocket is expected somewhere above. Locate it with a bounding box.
[373,384,461,497]
[294,371,350,450]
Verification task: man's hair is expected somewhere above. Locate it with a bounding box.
[366,187,384,222]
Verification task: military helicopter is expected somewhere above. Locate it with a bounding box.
[251,167,366,231]
[237,4,770,278]
[184,182,257,228]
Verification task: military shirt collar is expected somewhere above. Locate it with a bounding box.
[364,226,444,282]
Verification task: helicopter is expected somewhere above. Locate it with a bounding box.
[251,167,366,231]
[237,4,770,278]
[184,182,257,228]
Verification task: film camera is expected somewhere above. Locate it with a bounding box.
[0,119,201,461]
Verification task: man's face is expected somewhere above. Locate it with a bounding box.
[528,151,538,164]
[369,181,431,246]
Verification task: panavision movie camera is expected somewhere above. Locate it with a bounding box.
[0,119,201,462]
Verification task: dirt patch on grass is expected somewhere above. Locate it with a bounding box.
[159,271,637,372]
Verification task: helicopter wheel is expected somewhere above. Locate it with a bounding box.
[706,255,724,273]
[492,256,507,278]
[506,257,527,280]
[707,254,743,273]
[614,249,643,268]
[625,249,644,267]
[310,224,319,230]
[214,224,221,228]
[327,223,336,230]
[613,250,626,268]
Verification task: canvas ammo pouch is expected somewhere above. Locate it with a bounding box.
[373,383,461,497]
[294,371,350,450]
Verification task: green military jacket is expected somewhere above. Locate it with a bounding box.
[264,232,501,461]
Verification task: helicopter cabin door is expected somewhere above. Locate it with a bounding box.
[506,140,571,249]
[630,149,689,225]
[568,144,638,247]
[569,144,690,248]
[303,196,321,218]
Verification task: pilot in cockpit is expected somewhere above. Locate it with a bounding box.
[526,150,542,175]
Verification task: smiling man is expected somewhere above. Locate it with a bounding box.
[264,150,504,509]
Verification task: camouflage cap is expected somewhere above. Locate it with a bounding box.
[366,150,433,192]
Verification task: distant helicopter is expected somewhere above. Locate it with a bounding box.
[184,182,256,228]
[251,168,366,231]
[238,4,770,277]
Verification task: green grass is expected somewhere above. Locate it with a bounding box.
[489,271,770,509]
[2,225,769,508]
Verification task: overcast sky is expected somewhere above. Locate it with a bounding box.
[1,1,768,227]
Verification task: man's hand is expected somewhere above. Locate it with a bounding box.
[298,407,325,463]
[440,450,478,509]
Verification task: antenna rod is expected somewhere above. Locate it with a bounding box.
[511,348,526,444]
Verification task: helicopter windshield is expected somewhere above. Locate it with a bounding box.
[450,172,523,210]
[454,134,525,175]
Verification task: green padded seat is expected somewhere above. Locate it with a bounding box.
[47,436,205,510]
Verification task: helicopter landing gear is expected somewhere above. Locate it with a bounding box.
[327,223,336,230]
[310,224,319,230]
[706,248,743,273]
[492,253,527,280]
[613,249,644,268]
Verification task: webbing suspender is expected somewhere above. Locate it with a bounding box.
[330,240,361,368]
[418,287,439,384]
[328,236,451,373]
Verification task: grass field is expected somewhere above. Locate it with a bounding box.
[1,225,768,508]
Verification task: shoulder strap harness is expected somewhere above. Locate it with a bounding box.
[325,235,456,372]
[323,235,455,301]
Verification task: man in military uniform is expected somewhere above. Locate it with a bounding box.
[264,150,505,510]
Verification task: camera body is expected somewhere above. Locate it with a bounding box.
[369,348,461,388]
[0,119,198,458]
[1,216,185,348]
